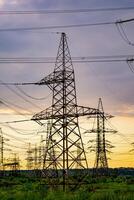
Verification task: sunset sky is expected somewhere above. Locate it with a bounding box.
[0,0,134,168]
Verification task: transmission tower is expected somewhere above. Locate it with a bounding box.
[71,142,83,169]
[38,135,43,169]
[0,128,11,174]
[34,144,38,170]
[0,128,4,170]
[32,32,103,190]
[10,153,20,174]
[130,142,134,153]
[26,143,33,170]
[93,98,116,176]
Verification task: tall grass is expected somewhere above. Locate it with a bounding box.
[0,176,134,200]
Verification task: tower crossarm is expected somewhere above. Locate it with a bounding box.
[36,70,74,88]
[32,105,111,121]
[76,106,99,118]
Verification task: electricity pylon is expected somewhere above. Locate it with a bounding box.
[93,98,116,176]
[10,153,20,173]
[38,135,43,169]
[32,33,104,190]
[0,128,11,173]
[34,144,38,170]
[26,143,33,170]
[130,142,134,153]
[0,128,4,170]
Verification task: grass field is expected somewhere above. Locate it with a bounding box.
[0,175,134,200]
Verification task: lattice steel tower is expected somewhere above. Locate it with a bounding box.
[0,128,4,169]
[94,98,115,175]
[32,33,100,189]
[26,143,33,170]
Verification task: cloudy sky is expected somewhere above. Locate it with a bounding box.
[0,0,134,168]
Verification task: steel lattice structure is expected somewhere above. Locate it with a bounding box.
[32,33,104,189]
[93,98,115,176]
[0,128,4,169]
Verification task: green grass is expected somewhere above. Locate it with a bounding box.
[0,176,134,200]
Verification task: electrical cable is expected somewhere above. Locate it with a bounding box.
[0,7,134,15]
[0,58,130,64]
[0,56,133,66]
[0,21,116,32]
[0,79,44,112]
[0,119,32,124]
[5,82,43,110]
[16,85,51,100]
[2,125,44,133]
[4,142,27,150]
[0,54,133,60]
[0,97,32,117]
[0,58,133,87]
[0,79,36,114]
[2,131,29,143]
[0,17,132,32]
[2,123,38,136]
[116,22,134,46]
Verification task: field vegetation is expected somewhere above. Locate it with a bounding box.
[0,175,134,200]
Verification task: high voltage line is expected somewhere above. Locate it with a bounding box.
[0,22,115,32]
[0,17,133,32]
[0,55,133,64]
[0,7,134,15]
[0,59,132,64]
[0,119,32,124]
[0,55,133,59]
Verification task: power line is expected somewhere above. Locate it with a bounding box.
[0,22,116,32]
[4,142,27,150]
[0,7,134,15]
[0,97,33,116]
[116,22,134,46]
[0,59,129,64]
[117,18,134,24]
[0,55,133,59]
[0,59,130,64]
[2,131,29,143]
[0,17,132,32]
[0,79,43,110]
[2,123,38,136]
[16,85,51,100]
[0,56,133,86]
[2,125,44,133]
[2,122,46,137]
[0,55,133,64]
[0,119,32,124]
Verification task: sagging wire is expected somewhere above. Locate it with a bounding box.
[2,131,29,143]
[2,125,45,133]
[16,85,51,100]
[0,79,43,110]
[0,119,31,124]
[116,19,134,46]
[0,96,32,116]
[3,123,39,136]
[105,119,132,145]
[4,142,27,150]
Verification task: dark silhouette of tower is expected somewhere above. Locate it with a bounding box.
[26,143,33,170]
[34,144,38,170]
[93,98,116,176]
[0,128,11,174]
[32,33,101,189]
[10,153,20,175]
[0,128,4,170]
[38,135,43,169]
